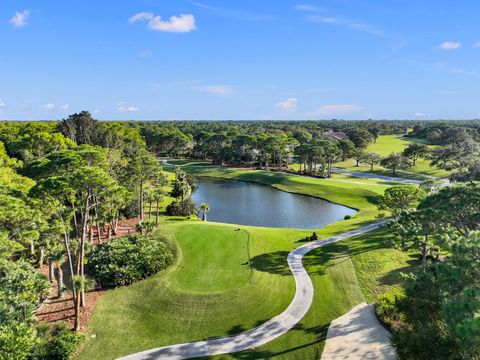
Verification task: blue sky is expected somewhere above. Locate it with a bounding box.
[1,0,480,120]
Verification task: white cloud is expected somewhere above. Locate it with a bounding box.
[307,104,361,116]
[148,14,196,33]
[473,42,480,48]
[117,105,139,112]
[433,62,477,75]
[308,15,385,37]
[0,99,5,108]
[128,12,154,24]
[275,97,298,113]
[43,103,55,110]
[199,85,234,96]
[414,112,431,117]
[60,103,69,110]
[136,50,153,58]
[190,3,273,22]
[293,5,321,12]
[439,41,461,50]
[9,10,30,28]
[130,12,196,33]
[93,109,100,114]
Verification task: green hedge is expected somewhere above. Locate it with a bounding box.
[87,235,173,287]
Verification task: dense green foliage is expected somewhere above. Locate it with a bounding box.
[87,235,173,287]
[376,181,480,359]
[1,117,480,359]
[0,114,170,357]
[378,232,480,359]
[36,323,85,360]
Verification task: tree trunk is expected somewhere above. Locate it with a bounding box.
[155,199,160,225]
[96,221,101,243]
[113,213,119,235]
[72,201,78,236]
[202,212,207,221]
[89,225,93,243]
[49,261,55,282]
[79,196,90,308]
[39,247,45,269]
[370,163,374,171]
[421,235,428,267]
[139,179,144,221]
[56,263,64,297]
[149,201,152,219]
[74,293,81,332]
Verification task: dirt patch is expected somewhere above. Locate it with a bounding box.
[36,218,140,331]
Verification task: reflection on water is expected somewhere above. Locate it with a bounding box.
[191,178,357,229]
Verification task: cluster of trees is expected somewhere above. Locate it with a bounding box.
[140,120,480,183]
[377,180,480,359]
[166,167,198,216]
[138,121,392,169]
[0,112,172,358]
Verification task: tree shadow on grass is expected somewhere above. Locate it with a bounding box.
[250,227,392,278]
[379,253,420,287]
[249,251,291,276]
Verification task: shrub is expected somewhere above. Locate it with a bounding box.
[136,220,156,236]
[166,199,197,216]
[375,292,405,333]
[87,235,173,287]
[39,322,85,360]
[0,321,37,360]
[0,260,49,324]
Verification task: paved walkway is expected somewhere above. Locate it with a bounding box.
[332,167,422,184]
[321,302,396,360]
[118,221,388,360]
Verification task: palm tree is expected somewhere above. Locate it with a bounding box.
[200,202,210,221]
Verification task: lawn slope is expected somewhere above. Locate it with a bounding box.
[77,170,414,360]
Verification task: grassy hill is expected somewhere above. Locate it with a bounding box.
[77,169,416,360]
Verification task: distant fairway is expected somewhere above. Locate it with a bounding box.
[335,134,450,178]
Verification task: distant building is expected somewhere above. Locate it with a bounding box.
[322,130,349,141]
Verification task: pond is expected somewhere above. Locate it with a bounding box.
[191,177,357,229]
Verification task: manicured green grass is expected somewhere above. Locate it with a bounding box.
[171,225,251,292]
[77,169,415,360]
[77,222,298,360]
[334,134,450,178]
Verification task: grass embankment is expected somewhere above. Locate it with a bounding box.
[78,168,416,359]
[334,134,450,178]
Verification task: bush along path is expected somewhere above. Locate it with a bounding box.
[118,221,389,360]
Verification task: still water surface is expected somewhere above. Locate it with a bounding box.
[191,177,357,229]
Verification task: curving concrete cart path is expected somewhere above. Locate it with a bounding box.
[332,167,423,184]
[118,221,388,360]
